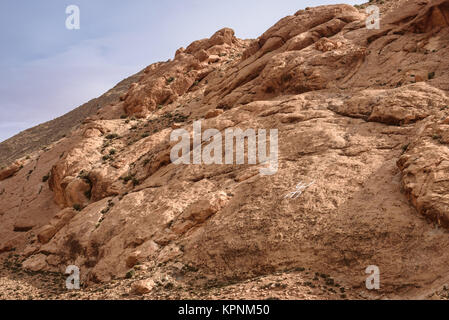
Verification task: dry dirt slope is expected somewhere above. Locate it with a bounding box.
[1,0,449,300]
[0,70,143,167]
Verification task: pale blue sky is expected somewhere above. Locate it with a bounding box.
[0,0,364,142]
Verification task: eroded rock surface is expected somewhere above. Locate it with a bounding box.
[1,0,449,300]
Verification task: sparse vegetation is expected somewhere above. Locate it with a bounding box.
[125,269,135,279]
[166,77,175,84]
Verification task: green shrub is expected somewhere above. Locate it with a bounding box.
[125,269,135,279]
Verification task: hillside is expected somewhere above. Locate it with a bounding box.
[0,70,143,167]
[1,0,449,300]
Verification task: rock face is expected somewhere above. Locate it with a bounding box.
[0,163,22,181]
[123,28,246,117]
[1,0,449,299]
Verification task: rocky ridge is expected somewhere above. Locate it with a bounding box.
[1,0,449,299]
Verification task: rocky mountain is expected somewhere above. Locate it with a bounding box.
[1,0,449,300]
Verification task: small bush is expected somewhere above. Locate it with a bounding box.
[122,174,134,184]
[428,72,436,80]
[109,149,116,155]
[125,269,135,279]
[141,133,150,138]
[120,115,128,119]
[166,77,175,84]
[42,174,50,182]
[73,204,82,211]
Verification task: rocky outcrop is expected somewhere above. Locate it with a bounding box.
[3,0,449,300]
[123,28,247,117]
[397,113,449,228]
[0,163,21,181]
[202,5,364,108]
